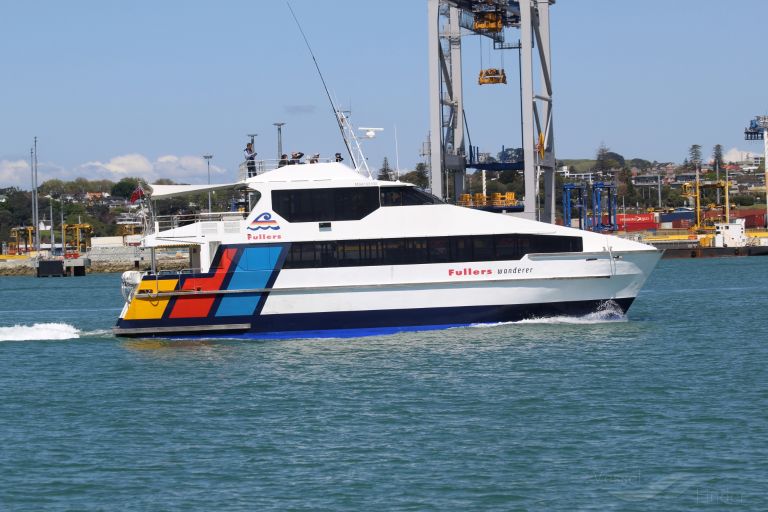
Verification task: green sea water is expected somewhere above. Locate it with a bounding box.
[0,257,766,510]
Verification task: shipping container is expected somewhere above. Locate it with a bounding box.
[660,211,695,223]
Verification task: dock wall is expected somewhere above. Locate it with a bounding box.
[0,246,190,276]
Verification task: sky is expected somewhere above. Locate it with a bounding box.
[2,0,767,189]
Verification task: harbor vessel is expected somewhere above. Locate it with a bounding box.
[113,158,661,339]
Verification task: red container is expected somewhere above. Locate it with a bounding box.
[672,219,692,229]
[742,214,765,228]
[611,214,658,231]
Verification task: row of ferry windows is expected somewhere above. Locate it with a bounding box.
[282,234,583,269]
[271,186,441,223]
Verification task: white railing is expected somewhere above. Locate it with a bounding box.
[238,156,337,181]
[154,211,247,233]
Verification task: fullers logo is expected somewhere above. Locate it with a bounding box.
[247,212,280,231]
[449,267,492,277]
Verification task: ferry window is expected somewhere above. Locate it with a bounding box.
[428,238,450,263]
[272,187,379,222]
[381,186,443,206]
[338,240,361,266]
[283,234,582,269]
[472,236,494,260]
[515,236,546,259]
[334,187,379,221]
[382,238,407,264]
[359,240,382,265]
[287,243,317,269]
[451,238,473,262]
[248,191,261,211]
[318,242,338,267]
[495,235,521,260]
[404,238,428,264]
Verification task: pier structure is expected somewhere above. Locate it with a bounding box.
[744,115,768,228]
[427,0,556,222]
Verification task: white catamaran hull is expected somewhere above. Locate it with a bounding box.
[114,245,659,338]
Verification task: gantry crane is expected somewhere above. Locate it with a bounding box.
[428,0,556,222]
[62,223,93,257]
[8,226,35,255]
[682,180,731,231]
[744,115,768,228]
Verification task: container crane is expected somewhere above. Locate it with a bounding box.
[428,0,556,222]
[744,115,768,228]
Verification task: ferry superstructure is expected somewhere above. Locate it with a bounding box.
[113,161,661,338]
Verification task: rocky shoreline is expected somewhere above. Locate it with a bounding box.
[0,259,189,277]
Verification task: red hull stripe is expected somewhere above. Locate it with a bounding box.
[168,248,237,319]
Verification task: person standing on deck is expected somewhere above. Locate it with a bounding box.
[244,142,257,177]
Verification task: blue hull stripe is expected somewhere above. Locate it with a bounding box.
[215,246,283,317]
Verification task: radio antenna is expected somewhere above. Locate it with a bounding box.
[286,2,354,165]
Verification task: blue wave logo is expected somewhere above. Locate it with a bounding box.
[247,212,280,231]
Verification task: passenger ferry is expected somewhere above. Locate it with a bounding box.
[113,155,661,339]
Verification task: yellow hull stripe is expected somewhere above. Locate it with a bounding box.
[123,278,179,320]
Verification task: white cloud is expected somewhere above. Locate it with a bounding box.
[78,154,153,179]
[0,159,32,188]
[0,154,230,189]
[154,155,226,183]
[74,154,227,184]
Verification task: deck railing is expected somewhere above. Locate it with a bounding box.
[238,156,336,180]
[154,211,248,233]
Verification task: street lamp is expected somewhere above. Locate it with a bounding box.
[273,122,285,161]
[203,154,213,212]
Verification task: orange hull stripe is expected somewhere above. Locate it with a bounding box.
[168,248,237,319]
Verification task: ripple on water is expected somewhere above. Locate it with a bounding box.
[0,263,766,510]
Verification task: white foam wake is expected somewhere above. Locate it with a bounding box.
[472,302,627,328]
[0,323,81,341]
[516,309,627,325]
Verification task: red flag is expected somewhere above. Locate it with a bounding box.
[129,186,145,204]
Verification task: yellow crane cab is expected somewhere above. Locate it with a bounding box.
[478,68,507,85]
[473,12,503,32]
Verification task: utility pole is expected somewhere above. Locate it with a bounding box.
[715,159,720,204]
[50,201,55,255]
[203,154,213,212]
[657,174,662,209]
[273,123,285,160]
[32,138,40,255]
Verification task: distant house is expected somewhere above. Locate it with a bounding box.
[107,197,129,209]
[673,173,698,185]
[632,175,662,187]
[86,192,110,203]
